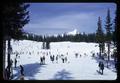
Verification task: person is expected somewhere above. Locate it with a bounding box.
[43,56,45,64]
[40,57,43,64]
[98,61,102,72]
[52,55,55,63]
[75,53,78,58]
[15,58,17,68]
[50,55,52,61]
[10,59,13,79]
[92,53,95,57]
[65,57,67,63]
[62,58,64,63]
[100,62,104,75]
[4,66,9,80]
[16,52,18,58]
[56,55,58,63]
[20,65,24,75]
[80,54,81,57]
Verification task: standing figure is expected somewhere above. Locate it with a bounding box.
[62,58,64,63]
[65,57,67,63]
[10,59,13,79]
[16,53,18,58]
[98,61,104,75]
[5,66,9,80]
[52,55,55,63]
[80,54,81,57]
[40,57,43,64]
[75,53,78,58]
[14,58,17,68]
[98,61,102,72]
[56,55,58,63]
[43,56,45,64]
[20,65,24,75]
[50,55,52,62]
[100,62,104,75]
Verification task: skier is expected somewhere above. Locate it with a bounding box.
[16,52,18,58]
[98,61,102,72]
[75,53,78,58]
[62,58,64,63]
[10,59,13,79]
[4,66,9,80]
[52,55,55,62]
[100,62,104,75]
[40,57,43,64]
[65,57,67,63]
[50,55,52,62]
[92,53,95,57]
[79,54,81,57]
[43,56,45,64]
[56,55,58,63]
[20,65,24,75]
[14,58,17,68]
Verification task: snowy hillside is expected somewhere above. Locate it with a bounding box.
[5,39,117,80]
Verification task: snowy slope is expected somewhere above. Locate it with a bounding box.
[5,39,117,80]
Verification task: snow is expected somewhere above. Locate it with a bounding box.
[5,39,117,80]
[67,29,79,36]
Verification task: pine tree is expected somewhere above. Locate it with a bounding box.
[96,17,105,58]
[116,2,120,80]
[105,9,112,67]
[42,36,46,49]
[2,2,30,79]
[113,10,117,64]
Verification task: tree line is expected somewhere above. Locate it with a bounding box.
[20,31,114,43]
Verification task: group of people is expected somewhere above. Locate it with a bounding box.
[4,51,25,80]
[50,55,55,63]
[4,64,24,80]
[39,52,69,64]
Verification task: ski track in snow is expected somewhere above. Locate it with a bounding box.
[5,39,116,80]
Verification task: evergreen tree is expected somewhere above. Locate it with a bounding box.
[2,2,30,79]
[42,36,46,49]
[46,41,50,49]
[105,9,112,67]
[96,17,105,58]
[116,3,120,80]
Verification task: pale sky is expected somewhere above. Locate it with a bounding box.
[23,3,116,36]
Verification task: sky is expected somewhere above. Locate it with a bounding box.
[23,3,116,36]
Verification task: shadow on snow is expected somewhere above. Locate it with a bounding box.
[13,63,46,80]
[50,69,73,80]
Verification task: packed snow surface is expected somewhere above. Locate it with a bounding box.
[5,39,117,80]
